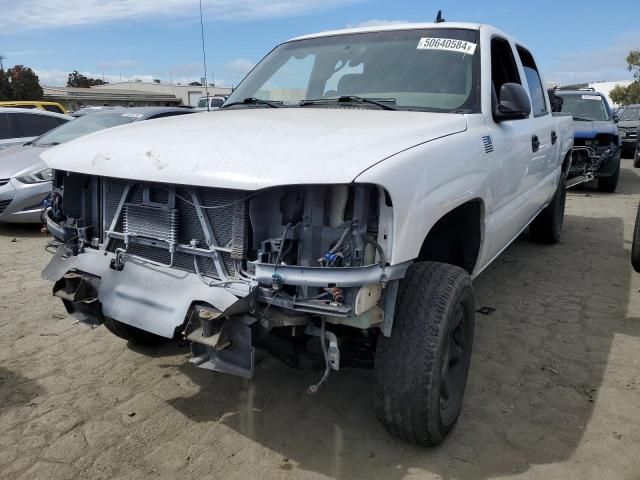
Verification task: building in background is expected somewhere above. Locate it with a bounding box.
[43,86,181,111]
[92,82,232,107]
[43,82,233,111]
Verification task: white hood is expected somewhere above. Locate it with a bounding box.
[41,108,467,190]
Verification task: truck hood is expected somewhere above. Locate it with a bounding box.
[41,109,467,190]
[573,120,617,139]
[0,144,47,178]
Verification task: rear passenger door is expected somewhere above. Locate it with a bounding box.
[516,46,558,206]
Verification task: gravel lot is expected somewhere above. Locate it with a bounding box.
[1,160,639,480]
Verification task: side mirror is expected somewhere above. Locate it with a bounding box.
[613,113,619,123]
[494,83,532,122]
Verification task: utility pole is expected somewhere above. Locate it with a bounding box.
[0,54,6,71]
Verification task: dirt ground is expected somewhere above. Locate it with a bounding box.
[1,160,640,480]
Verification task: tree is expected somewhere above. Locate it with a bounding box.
[0,69,11,100]
[7,65,43,100]
[627,50,640,79]
[610,81,640,106]
[189,81,202,86]
[67,70,108,87]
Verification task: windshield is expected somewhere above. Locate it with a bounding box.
[555,93,611,122]
[226,28,480,112]
[620,106,640,122]
[33,112,138,146]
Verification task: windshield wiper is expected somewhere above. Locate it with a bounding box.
[221,97,282,109]
[572,117,593,122]
[300,95,398,111]
[35,142,60,147]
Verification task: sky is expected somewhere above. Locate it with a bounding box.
[0,0,638,88]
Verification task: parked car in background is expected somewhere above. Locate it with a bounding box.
[195,96,227,110]
[0,108,72,151]
[0,107,195,223]
[552,89,621,192]
[617,104,640,159]
[0,100,67,114]
[42,22,573,446]
[70,106,118,118]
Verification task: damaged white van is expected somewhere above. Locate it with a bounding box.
[41,22,573,446]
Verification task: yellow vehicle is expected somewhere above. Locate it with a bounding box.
[0,100,67,114]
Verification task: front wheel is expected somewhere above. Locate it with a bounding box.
[374,262,475,446]
[103,317,170,346]
[634,145,640,168]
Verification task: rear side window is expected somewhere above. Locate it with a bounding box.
[14,113,66,137]
[491,37,521,97]
[210,98,224,108]
[43,104,64,114]
[517,47,547,117]
[0,113,11,140]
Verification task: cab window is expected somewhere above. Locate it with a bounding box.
[517,46,548,117]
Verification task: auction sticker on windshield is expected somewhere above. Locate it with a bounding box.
[417,38,477,55]
[582,95,601,101]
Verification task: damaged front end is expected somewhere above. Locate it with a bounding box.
[43,171,407,384]
[567,133,620,188]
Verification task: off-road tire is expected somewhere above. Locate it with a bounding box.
[374,261,475,446]
[103,317,170,346]
[632,205,640,273]
[597,160,620,192]
[529,175,566,244]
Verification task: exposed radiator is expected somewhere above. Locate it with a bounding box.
[102,178,250,279]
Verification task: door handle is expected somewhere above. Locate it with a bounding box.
[532,135,541,153]
[551,131,558,145]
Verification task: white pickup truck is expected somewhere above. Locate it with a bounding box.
[41,22,573,446]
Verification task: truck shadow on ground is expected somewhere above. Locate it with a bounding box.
[0,367,43,415]
[0,223,45,240]
[158,210,639,480]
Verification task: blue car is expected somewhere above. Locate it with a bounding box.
[551,89,621,192]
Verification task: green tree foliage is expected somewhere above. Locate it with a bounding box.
[67,70,108,87]
[627,50,640,79]
[189,81,202,86]
[7,65,43,100]
[608,49,640,106]
[0,68,12,100]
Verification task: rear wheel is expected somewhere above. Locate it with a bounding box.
[529,175,566,244]
[374,262,475,446]
[634,145,640,168]
[103,317,170,346]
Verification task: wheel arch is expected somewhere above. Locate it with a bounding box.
[416,199,485,275]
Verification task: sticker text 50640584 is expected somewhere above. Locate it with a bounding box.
[417,37,477,55]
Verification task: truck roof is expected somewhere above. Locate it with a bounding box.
[290,22,496,41]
